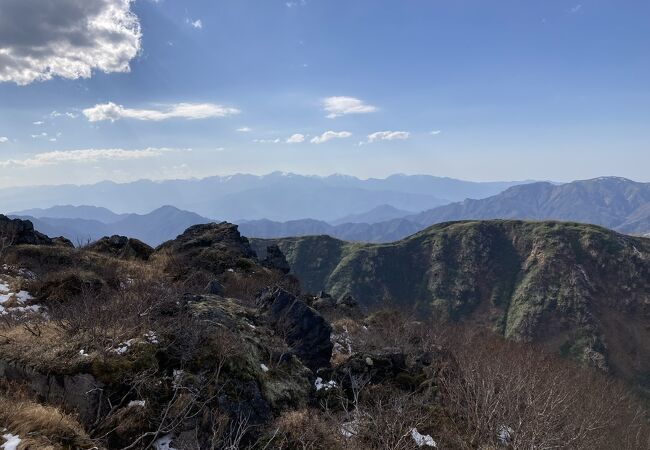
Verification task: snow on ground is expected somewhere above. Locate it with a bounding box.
[1,433,21,450]
[153,434,178,450]
[0,273,41,316]
[340,420,359,438]
[128,400,146,408]
[411,428,437,447]
[497,425,514,445]
[260,363,269,372]
[314,377,337,391]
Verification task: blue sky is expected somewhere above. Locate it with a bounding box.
[0,0,649,188]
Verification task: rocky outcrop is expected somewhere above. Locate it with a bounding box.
[155,222,257,276]
[87,235,154,260]
[0,214,52,246]
[0,359,106,425]
[257,288,333,371]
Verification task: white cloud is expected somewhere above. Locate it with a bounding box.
[0,137,8,143]
[31,132,48,139]
[570,4,582,13]
[33,121,44,126]
[430,130,442,135]
[236,126,252,132]
[323,96,377,118]
[83,102,240,122]
[0,0,142,85]
[0,148,174,168]
[188,19,203,29]
[365,131,410,144]
[286,133,305,144]
[286,0,307,7]
[310,131,352,144]
[253,138,281,144]
[50,111,78,119]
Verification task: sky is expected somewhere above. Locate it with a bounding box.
[0,0,649,188]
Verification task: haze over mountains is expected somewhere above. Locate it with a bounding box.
[0,173,530,221]
[6,175,650,246]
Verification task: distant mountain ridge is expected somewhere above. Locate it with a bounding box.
[407,177,650,235]
[0,172,533,222]
[13,206,213,246]
[238,217,422,243]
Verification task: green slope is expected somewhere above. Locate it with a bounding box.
[252,220,650,393]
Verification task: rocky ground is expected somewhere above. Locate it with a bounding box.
[0,214,648,449]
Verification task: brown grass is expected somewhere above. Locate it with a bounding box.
[0,382,96,449]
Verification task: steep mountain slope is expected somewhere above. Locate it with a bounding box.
[0,173,533,221]
[252,220,650,392]
[410,177,650,234]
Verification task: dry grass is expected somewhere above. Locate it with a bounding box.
[0,382,96,449]
[0,323,87,373]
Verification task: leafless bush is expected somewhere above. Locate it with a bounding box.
[438,329,650,449]
[49,261,179,349]
[0,226,16,262]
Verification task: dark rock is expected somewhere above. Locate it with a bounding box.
[337,294,358,308]
[334,352,408,388]
[155,222,257,276]
[52,236,75,247]
[257,288,333,371]
[218,380,272,427]
[205,279,224,295]
[87,235,154,260]
[260,244,291,274]
[0,214,52,246]
[0,359,106,425]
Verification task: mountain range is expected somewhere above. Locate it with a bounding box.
[12,206,212,246]
[0,173,531,222]
[241,177,650,241]
[6,176,650,246]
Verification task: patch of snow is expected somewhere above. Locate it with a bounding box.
[172,369,184,388]
[340,420,359,438]
[144,331,159,344]
[113,339,136,355]
[79,349,89,357]
[497,425,514,445]
[153,434,177,450]
[314,377,337,391]
[411,428,437,447]
[0,282,10,293]
[260,363,269,372]
[1,433,21,450]
[227,268,235,273]
[128,400,146,408]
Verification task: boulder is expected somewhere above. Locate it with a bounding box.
[87,235,154,260]
[155,222,257,276]
[0,215,52,246]
[256,288,333,371]
[204,279,225,295]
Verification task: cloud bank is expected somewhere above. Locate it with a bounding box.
[0,148,173,168]
[83,102,240,122]
[0,0,142,85]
